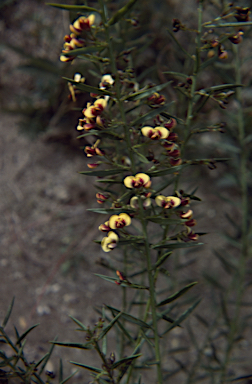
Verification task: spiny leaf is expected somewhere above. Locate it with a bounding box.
[132,105,168,126]
[106,305,152,329]
[146,217,185,225]
[16,324,40,345]
[79,168,128,177]
[70,362,103,373]
[59,370,78,384]
[152,251,173,269]
[69,316,87,331]
[205,21,252,28]
[124,81,172,101]
[2,297,15,328]
[97,312,122,340]
[108,0,138,26]
[132,150,150,164]
[163,71,188,78]
[157,282,198,307]
[51,341,92,349]
[87,207,134,214]
[147,164,186,177]
[47,3,99,12]
[162,299,201,335]
[111,354,142,369]
[152,242,203,250]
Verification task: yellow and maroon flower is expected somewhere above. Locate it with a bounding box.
[98,221,111,232]
[70,14,95,35]
[141,126,169,140]
[84,140,105,157]
[155,195,181,209]
[164,118,177,130]
[99,74,114,89]
[96,192,109,204]
[124,173,151,189]
[84,98,107,119]
[101,231,119,252]
[109,213,131,229]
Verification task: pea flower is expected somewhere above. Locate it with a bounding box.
[99,74,114,89]
[101,231,119,252]
[155,195,181,209]
[109,213,131,229]
[124,173,151,189]
[70,14,95,35]
[98,221,111,232]
[84,98,107,119]
[141,126,169,140]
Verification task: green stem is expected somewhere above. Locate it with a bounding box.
[175,1,203,191]
[138,199,163,384]
[219,43,248,384]
[100,4,162,382]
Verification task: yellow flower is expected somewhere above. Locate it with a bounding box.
[155,195,181,209]
[70,14,95,34]
[124,173,151,189]
[101,231,119,252]
[84,98,107,119]
[109,213,131,229]
[141,126,169,140]
[99,74,114,89]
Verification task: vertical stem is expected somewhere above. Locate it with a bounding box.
[219,43,248,383]
[138,199,163,384]
[175,1,203,191]
[100,5,162,382]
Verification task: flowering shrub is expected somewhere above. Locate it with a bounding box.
[40,1,252,383]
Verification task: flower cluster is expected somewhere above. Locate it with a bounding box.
[162,123,182,166]
[77,98,107,131]
[60,15,95,62]
[100,214,131,252]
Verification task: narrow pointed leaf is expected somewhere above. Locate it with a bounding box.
[16,324,40,345]
[59,359,63,384]
[146,217,185,225]
[69,316,87,331]
[108,0,138,25]
[205,21,252,28]
[152,251,173,269]
[163,71,188,78]
[97,312,122,340]
[111,354,142,369]
[79,168,127,177]
[2,297,15,328]
[157,282,198,307]
[152,242,203,250]
[47,3,99,12]
[132,105,168,126]
[133,150,150,164]
[87,207,134,214]
[162,299,201,335]
[59,370,78,384]
[106,305,152,329]
[50,341,92,349]
[147,164,186,177]
[124,81,172,101]
[70,362,103,373]
[63,78,113,96]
